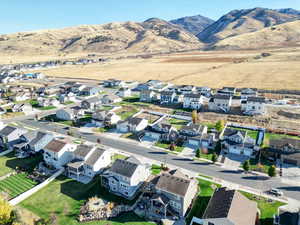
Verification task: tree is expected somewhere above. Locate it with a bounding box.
[191,110,198,124]
[268,165,277,177]
[0,197,13,225]
[243,160,250,172]
[215,120,225,133]
[195,149,201,158]
[212,153,218,164]
[169,142,176,151]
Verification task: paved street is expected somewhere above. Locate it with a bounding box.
[20,119,300,202]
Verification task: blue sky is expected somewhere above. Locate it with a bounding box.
[1,0,300,34]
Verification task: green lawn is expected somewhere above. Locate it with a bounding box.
[63,101,74,105]
[168,118,188,130]
[232,127,258,140]
[263,132,300,147]
[151,164,162,175]
[249,157,274,174]
[0,152,42,177]
[198,122,216,131]
[241,191,285,225]
[155,142,184,152]
[20,176,154,225]
[112,153,128,162]
[39,106,57,111]
[117,108,139,120]
[0,173,37,199]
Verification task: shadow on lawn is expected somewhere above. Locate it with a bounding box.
[5,152,43,172]
[186,196,211,224]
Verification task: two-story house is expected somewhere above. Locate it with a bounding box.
[221,128,257,158]
[117,117,148,133]
[101,94,122,104]
[43,139,76,169]
[0,126,27,150]
[160,91,176,105]
[103,157,150,199]
[79,86,101,96]
[241,88,258,99]
[183,93,204,110]
[116,88,132,98]
[147,120,179,143]
[190,187,258,225]
[81,97,101,110]
[149,169,198,219]
[208,95,232,113]
[217,87,236,96]
[140,90,159,102]
[92,110,121,127]
[241,97,266,115]
[67,145,112,183]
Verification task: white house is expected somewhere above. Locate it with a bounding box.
[117,117,148,133]
[183,93,204,110]
[208,95,232,112]
[116,88,132,98]
[43,139,76,169]
[241,97,266,115]
[103,157,150,199]
[101,94,122,104]
[67,145,112,183]
[12,92,31,102]
[56,109,75,121]
[92,110,120,127]
[0,126,27,149]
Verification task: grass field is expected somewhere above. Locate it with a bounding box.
[20,176,154,225]
[151,164,162,175]
[155,142,184,152]
[263,132,300,147]
[0,173,37,199]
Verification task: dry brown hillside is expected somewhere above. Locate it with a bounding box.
[214,20,300,49]
[0,18,203,58]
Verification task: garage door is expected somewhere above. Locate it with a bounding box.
[283,158,298,166]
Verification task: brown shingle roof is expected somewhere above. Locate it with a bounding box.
[203,188,257,225]
[44,139,67,153]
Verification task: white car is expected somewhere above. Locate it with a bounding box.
[268,188,283,197]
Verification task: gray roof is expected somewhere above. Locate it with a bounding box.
[155,172,191,197]
[84,96,100,103]
[126,117,145,126]
[74,145,94,158]
[29,132,50,146]
[270,138,300,152]
[85,148,106,166]
[45,139,67,153]
[247,97,266,103]
[223,128,246,139]
[184,93,202,98]
[110,158,139,178]
[213,94,232,100]
[0,126,17,136]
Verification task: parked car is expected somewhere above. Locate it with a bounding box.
[268,188,283,197]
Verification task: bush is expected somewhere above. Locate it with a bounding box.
[243,160,250,172]
[268,165,277,177]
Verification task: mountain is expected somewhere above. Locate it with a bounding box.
[170,15,214,34]
[213,20,300,50]
[0,18,203,57]
[197,7,300,43]
[276,8,300,15]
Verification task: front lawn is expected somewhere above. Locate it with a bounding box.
[20,176,154,225]
[155,142,184,152]
[151,164,162,175]
[241,191,285,225]
[0,173,38,199]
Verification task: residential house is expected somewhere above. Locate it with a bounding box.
[196,87,212,97]
[59,93,76,104]
[140,90,159,102]
[208,95,232,113]
[81,97,101,110]
[103,157,150,199]
[101,94,122,104]
[92,110,121,127]
[190,187,258,225]
[71,84,86,95]
[11,103,33,114]
[183,93,204,110]
[14,131,54,158]
[221,128,257,158]
[56,107,85,121]
[0,126,27,149]
[117,117,148,133]
[180,124,207,137]
[241,97,266,115]
[79,86,101,96]
[103,79,123,88]
[268,138,300,166]
[37,97,60,108]
[241,88,258,99]
[67,145,111,183]
[217,87,236,96]
[149,169,198,219]
[169,85,196,95]
[43,139,76,169]
[11,92,31,102]
[148,120,179,142]
[116,88,132,98]
[160,91,176,105]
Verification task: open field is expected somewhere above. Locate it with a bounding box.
[34,47,300,90]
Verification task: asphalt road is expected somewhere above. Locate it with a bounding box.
[20,119,300,201]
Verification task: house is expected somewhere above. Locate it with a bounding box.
[221,128,257,158]
[149,120,179,142]
[183,93,204,110]
[59,93,76,104]
[102,157,150,199]
[0,126,27,149]
[241,97,266,115]
[71,84,86,95]
[180,124,207,138]
[11,103,33,114]
[81,97,101,110]
[116,88,132,98]
[241,88,258,99]
[101,94,122,104]
[11,92,31,102]
[14,131,54,158]
[208,95,232,113]
[169,85,196,94]
[67,145,111,183]
[56,107,85,121]
[43,139,76,169]
[117,117,148,133]
[79,86,101,96]
[92,110,121,127]
[37,97,60,107]
[160,91,176,105]
[196,87,212,97]
[268,138,300,166]
[217,87,236,96]
[103,79,123,88]
[149,169,198,219]
[274,208,300,225]
[190,187,258,225]
[140,90,159,102]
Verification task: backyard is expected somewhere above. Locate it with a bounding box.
[168,117,188,130]
[20,176,154,225]
[263,132,300,147]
